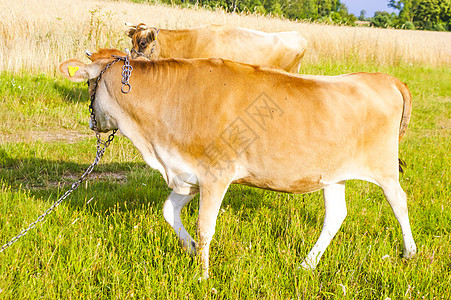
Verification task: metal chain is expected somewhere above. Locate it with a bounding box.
[89,57,121,132]
[119,56,133,93]
[0,133,115,253]
[89,55,132,130]
[0,54,132,254]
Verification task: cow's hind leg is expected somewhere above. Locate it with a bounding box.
[379,179,416,259]
[197,182,230,279]
[163,191,197,255]
[301,182,347,270]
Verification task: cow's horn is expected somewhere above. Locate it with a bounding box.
[125,22,136,28]
[138,24,148,30]
[85,50,93,58]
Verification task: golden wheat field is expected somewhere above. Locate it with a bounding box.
[1,0,450,74]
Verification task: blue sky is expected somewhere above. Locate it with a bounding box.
[340,0,397,17]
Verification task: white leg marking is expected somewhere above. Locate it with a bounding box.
[163,191,196,255]
[380,180,417,258]
[301,182,347,270]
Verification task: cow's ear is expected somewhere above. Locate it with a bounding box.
[126,28,136,38]
[147,29,157,42]
[59,59,105,82]
[59,59,88,82]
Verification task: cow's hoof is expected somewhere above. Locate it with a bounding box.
[181,239,197,256]
[403,243,417,259]
[403,251,416,260]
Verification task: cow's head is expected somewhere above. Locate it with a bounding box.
[125,22,159,59]
[59,49,127,132]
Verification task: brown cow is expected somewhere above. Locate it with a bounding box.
[60,49,416,279]
[125,23,308,73]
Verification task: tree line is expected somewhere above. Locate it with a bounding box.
[371,0,450,31]
[134,0,450,31]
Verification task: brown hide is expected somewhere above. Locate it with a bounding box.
[90,56,410,194]
[127,24,307,73]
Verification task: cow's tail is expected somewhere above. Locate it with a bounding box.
[397,80,412,142]
[396,80,412,173]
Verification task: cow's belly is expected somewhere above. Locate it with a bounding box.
[230,154,366,194]
[232,172,325,194]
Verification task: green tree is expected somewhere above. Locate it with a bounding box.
[269,2,284,17]
[388,0,450,30]
[304,0,319,19]
[371,11,395,28]
[173,0,359,26]
[359,10,367,21]
[414,0,448,30]
[415,0,437,28]
[317,0,333,17]
[388,0,415,26]
[283,0,308,20]
[435,0,450,30]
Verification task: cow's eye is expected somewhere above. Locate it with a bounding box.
[139,40,147,47]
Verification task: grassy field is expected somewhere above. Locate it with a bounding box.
[1,0,450,299]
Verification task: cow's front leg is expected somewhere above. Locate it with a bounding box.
[197,182,229,279]
[301,182,347,270]
[163,191,197,255]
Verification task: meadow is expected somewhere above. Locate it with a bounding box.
[0,0,450,298]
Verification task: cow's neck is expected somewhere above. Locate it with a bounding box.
[101,61,197,185]
[157,29,198,59]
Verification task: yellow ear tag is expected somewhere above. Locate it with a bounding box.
[68,65,79,77]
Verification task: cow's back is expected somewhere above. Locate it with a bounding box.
[158,25,307,72]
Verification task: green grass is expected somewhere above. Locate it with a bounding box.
[0,61,450,299]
